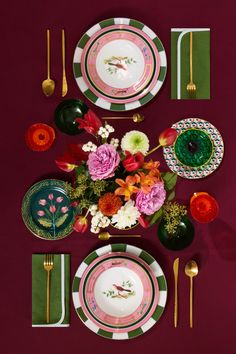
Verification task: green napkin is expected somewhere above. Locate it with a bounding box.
[32,254,70,327]
[171,29,210,99]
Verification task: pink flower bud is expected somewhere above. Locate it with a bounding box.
[48,193,54,200]
[56,196,64,203]
[61,206,69,213]
[37,210,45,216]
[49,205,56,213]
[38,199,47,206]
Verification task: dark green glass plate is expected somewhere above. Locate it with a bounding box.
[157,216,194,251]
[22,179,75,240]
[55,99,88,135]
[174,129,213,167]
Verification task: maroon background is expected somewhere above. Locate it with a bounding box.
[2,0,236,353]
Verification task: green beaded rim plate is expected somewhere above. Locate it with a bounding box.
[21,179,76,240]
[72,244,167,340]
[73,18,167,111]
[163,118,224,179]
[174,128,214,168]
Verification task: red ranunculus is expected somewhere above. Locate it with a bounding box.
[159,128,177,147]
[122,151,144,172]
[75,109,102,135]
[73,216,88,233]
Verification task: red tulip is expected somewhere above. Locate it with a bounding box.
[159,128,177,147]
[122,151,144,172]
[55,144,88,172]
[138,214,150,228]
[73,216,88,233]
[75,109,102,135]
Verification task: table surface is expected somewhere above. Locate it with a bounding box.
[1,0,236,353]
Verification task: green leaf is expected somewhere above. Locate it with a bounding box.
[55,213,68,227]
[167,190,175,201]
[38,218,52,228]
[149,208,163,225]
[161,172,178,191]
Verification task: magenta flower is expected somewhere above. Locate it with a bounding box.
[56,196,64,203]
[48,193,54,200]
[135,182,166,215]
[49,205,56,213]
[61,206,69,213]
[87,144,120,181]
[38,199,47,206]
[37,210,45,216]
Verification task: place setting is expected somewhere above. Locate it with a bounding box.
[20,16,224,339]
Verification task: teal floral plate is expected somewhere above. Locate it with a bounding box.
[22,179,75,240]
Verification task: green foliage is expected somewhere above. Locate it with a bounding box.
[161,172,178,191]
[55,214,68,227]
[148,208,163,225]
[38,218,52,228]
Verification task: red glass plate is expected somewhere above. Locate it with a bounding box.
[25,123,55,152]
[190,192,219,223]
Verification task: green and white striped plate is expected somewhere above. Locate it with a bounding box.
[72,244,167,340]
[73,18,167,111]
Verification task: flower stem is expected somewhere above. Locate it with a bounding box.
[146,144,162,156]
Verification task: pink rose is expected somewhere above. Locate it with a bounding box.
[135,182,166,215]
[87,144,120,181]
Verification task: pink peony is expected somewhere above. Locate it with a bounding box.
[135,182,166,215]
[87,144,120,181]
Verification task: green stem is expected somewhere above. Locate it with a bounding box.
[146,144,162,156]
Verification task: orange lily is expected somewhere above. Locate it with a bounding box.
[143,160,160,171]
[138,171,158,193]
[115,175,140,201]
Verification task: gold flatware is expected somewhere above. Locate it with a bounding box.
[102,113,144,123]
[173,258,179,328]
[98,232,141,241]
[185,260,199,328]
[42,29,55,97]
[186,32,196,96]
[62,29,68,97]
[43,254,54,323]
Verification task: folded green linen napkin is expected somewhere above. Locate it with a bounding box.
[171,28,210,99]
[32,254,70,327]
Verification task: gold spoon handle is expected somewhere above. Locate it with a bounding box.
[111,234,141,238]
[62,29,68,97]
[174,276,178,328]
[190,276,193,328]
[190,32,193,83]
[47,29,50,79]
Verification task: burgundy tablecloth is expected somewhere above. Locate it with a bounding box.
[2,0,236,353]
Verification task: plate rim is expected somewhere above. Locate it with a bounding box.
[73,17,167,111]
[72,243,167,340]
[21,179,75,240]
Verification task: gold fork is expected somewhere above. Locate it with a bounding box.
[43,254,54,323]
[186,32,196,96]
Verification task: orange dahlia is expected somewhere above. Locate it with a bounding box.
[98,193,122,216]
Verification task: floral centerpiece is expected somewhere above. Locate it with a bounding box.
[55,110,178,234]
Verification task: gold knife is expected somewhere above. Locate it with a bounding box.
[173,258,179,328]
[62,29,68,97]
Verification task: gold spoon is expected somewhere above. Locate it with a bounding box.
[102,113,144,123]
[173,258,179,328]
[185,260,199,328]
[61,29,68,97]
[42,29,55,97]
[98,232,141,241]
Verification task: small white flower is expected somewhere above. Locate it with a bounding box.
[89,204,98,216]
[105,124,115,133]
[82,142,97,152]
[90,225,100,234]
[110,138,119,149]
[111,200,140,229]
